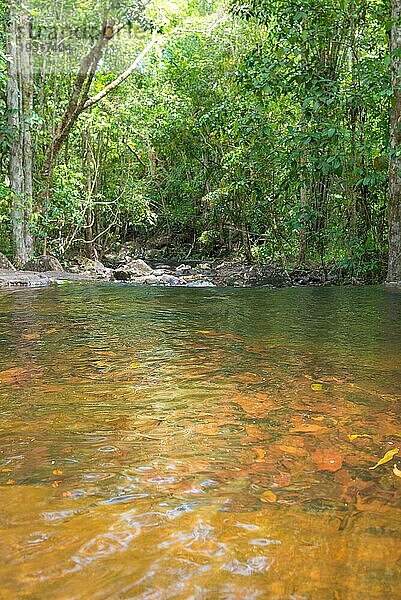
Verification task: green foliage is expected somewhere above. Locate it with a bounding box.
[0,0,392,279]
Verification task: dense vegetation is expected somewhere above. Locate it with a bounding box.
[1,0,400,282]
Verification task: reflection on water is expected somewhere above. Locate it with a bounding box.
[0,284,400,599]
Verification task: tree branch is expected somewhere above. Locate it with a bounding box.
[82,37,157,111]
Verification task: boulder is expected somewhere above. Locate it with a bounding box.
[113,259,153,281]
[0,251,16,271]
[213,262,289,287]
[70,257,112,279]
[23,255,63,272]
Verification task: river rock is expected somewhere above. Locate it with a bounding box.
[186,280,216,287]
[175,264,192,275]
[113,259,153,281]
[130,274,161,285]
[152,268,172,276]
[70,257,112,279]
[213,262,289,287]
[158,274,184,286]
[0,252,16,271]
[23,255,63,272]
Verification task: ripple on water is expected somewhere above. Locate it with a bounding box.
[1,285,401,599]
[72,528,139,567]
[222,556,275,576]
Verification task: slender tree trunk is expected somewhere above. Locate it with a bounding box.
[7,3,34,264]
[41,31,157,203]
[298,149,308,264]
[388,0,401,281]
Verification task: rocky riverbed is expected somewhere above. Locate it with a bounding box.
[0,251,339,289]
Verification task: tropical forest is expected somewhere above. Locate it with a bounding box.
[0,0,401,598]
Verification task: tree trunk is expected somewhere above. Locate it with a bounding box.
[41,30,157,204]
[388,0,401,281]
[7,3,34,265]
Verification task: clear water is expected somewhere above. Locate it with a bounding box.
[0,284,400,599]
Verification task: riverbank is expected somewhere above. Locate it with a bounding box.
[0,252,353,289]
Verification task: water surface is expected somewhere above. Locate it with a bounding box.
[0,284,400,599]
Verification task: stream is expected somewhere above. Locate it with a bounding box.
[0,284,400,598]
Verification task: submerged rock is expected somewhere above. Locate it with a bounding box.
[23,255,63,272]
[0,252,16,271]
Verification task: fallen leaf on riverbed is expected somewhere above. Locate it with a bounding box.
[22,332,40,340]
[129,363,140,369]
[393,464,401,478]
[0,366,37,385]
[195,423,219,436]
[355,494,391,513]
[253,447,266,462]
[197,330,215,335]
[1,468,12,473]
[312,449,343,472]
[277,444,308,457]
[6,479,15,485]
[311,383,323,391]
[234,372,264,384]
[233,393,274,418]
[260,490,277,503]
[369,448,399,470]
[348,434,370,441]
[52,469,63,475]
[293,424,328,434]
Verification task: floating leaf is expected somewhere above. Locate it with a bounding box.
[197,330,214,335]
[369,447,399,470]
[393,464,401,478]
[62,491,72,497]
[129,362,140,369]
[6,479,15,485]
[260,490,277,503]
[1,468,12,473]
[311,383,323,391]
[52,469,63,475]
